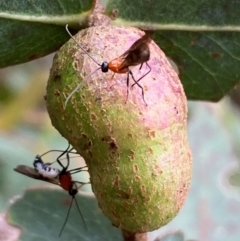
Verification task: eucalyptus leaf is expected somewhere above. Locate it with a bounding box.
[8,189,122,241]
[1,1,240,103]
[154,231,184,241]
[0,0,94,67]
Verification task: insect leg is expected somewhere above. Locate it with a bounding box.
[56,143,71,170]
[129,71,147,106]
[110,73,115,82]
[69,166,88,175]
[73,180,90,186]
[125,72,130,103]
[131,62,151,88]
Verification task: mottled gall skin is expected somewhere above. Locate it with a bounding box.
[46,26,192,232]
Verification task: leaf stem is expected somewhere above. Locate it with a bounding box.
[121,229,148,241]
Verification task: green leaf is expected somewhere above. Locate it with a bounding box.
[0,0,94,67]
[105,1,240,100]
[215,98,240,190]
[154,31,240,101]
[8,189,122,240]
[1,0,240,100]
[106,1,239,25]
[154,231,184,241]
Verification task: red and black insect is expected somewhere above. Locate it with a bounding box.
[14,145,88,236]
[32,144,79,179]
[64,24,152,107]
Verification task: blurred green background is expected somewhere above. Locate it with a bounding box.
[0,54,240,241]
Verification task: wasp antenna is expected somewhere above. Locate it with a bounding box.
[74,196,87,230]
[64,82,82,109]
[65,24,101,67]
[58,196,87,237]
[59,196,74,237]
[64,67,100,109]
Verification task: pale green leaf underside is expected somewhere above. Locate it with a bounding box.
[0,0,94,67]
[8,189,122,241]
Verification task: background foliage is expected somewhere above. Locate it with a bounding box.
[0,0,240,240]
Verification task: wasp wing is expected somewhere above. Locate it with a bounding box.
[118,34,151,70]
[14,165,60,186]
[121,34,151,57]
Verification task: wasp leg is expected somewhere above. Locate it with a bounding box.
[129,71,147,106]
[131,62,151,88]
[56,143,71,170]
[125,72,131,103]
[69,166,88,175]
[110,73,115,82]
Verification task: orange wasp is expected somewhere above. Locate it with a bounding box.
[14,145,88,236]
[64,24,152,107]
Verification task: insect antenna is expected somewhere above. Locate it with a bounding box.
[59,195,74,237]
[64,67,100,109]
[64,24,151,107]
[64,25,110,108]
[59,184,87,236]
[65,24,101,67]
[74,195,87,230]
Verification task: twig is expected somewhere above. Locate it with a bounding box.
[121,229,148,241]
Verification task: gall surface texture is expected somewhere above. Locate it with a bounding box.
[46,26,192,232]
